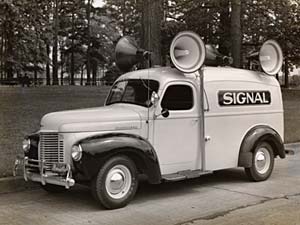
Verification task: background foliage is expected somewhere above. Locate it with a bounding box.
[0,0,299,86]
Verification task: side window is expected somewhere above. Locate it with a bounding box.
[161,85,194,110]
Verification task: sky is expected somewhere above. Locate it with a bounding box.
[93,0,105,8]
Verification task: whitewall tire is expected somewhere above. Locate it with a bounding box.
[91,155,138,209]
[245,141,275,181]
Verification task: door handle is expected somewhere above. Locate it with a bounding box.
[205,136,211,142]
[192,119,199,123]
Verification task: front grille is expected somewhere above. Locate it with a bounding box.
[39,133,64,170]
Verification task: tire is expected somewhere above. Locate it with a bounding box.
[91,155,138,209]
[40,184,67,193]
[245,141,274,181]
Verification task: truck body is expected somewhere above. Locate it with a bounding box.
[16,66,285,208]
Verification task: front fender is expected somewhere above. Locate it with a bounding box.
[238,125,285,168]
[74,133,161,184]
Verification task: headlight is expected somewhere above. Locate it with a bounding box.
[71,144,82,161]
[22,139,31,152]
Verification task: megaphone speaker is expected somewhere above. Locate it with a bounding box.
[170,31,206,73]
[259,40,283,75]
[115,36,145,72]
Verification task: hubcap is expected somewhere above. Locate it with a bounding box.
[105,165,132,199]
[254,147,271,175]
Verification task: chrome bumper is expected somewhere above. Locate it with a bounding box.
[14,157,75,189]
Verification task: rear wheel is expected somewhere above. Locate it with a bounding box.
[245,141,274,181]
[91,155,138,209]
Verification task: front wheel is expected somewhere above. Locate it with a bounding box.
[91,155,138,209]
[245,141,275,181]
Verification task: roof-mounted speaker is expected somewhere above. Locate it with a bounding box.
[115,36,149,72]
[170,31,234,73]
[248,40,283,75]
[170,31,206,73]
[259,40,283,75]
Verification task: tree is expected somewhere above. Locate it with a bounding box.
[52,0,59,85]
[58,0,85,85]
[231,0,242,68]
[218,0,231,56]
[142,0,163,66]
[105,0,164,67]
[242,0,300,86]
[0,0,49,82]
[105,0,142,38]
[0,1,16,79]
[85,0,92,85]
[1,0,300,87]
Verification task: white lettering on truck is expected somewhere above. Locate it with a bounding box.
[219,91,271,106]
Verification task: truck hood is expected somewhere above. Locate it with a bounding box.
[40,104,143,132]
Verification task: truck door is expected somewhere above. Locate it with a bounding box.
[153,82,200,175]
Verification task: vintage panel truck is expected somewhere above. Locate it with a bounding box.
[15,31,285,209]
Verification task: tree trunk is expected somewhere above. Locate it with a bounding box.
[284,57,289,88]
[230,0,242,68]
[122,0,126,35]
[46,44,51,85]
[60,49,64,86]
[34,22,39,86]
[34,70,37,86]
[0,29,4,81]
[52,0,59,85]
[86,0,91,85]
[92,61,97,85]
[219,0,230,56]
[80,65,84,86]
[5,19,13,79]
[70,8,75,85]
[6,40,13,79]
[142,0,162,67]
[3,26,7,80]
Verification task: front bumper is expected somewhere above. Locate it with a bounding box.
[14,157,75,189]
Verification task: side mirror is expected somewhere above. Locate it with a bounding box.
[150,91,159,106]
[155,108,169,119]
[161,108,169,118]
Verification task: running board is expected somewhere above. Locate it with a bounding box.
[162,170,213,182]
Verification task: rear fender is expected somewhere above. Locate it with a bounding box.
[238,126,285,168]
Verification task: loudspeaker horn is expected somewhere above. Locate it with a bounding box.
[205,44,233,66]
[115,36,149,72]
[170,31,206,73]
[259,40,283,75]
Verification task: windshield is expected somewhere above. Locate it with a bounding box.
[106,79,159,107]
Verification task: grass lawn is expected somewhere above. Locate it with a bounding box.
[0,85,299,177]
[0,85,110,177]
[282,89,300,143]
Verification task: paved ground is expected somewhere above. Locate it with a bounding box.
[0,144,299,225]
